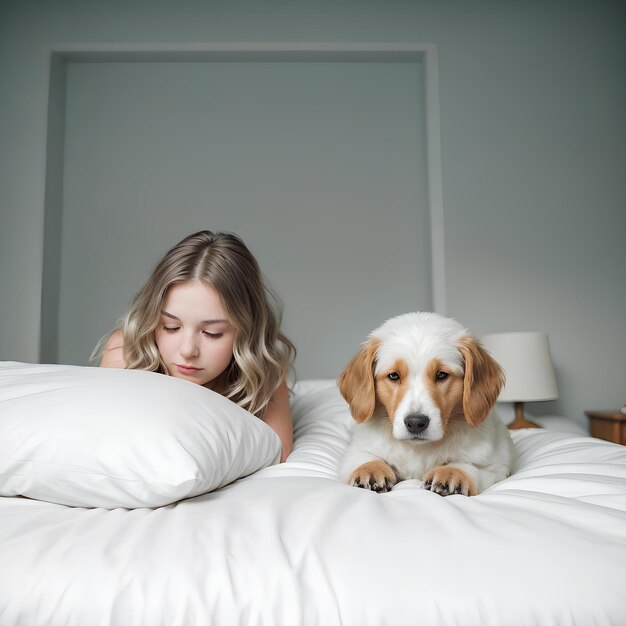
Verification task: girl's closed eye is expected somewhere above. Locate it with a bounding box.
[203,331,224,339]
[163,326,180,333]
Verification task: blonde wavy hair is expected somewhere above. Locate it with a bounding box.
[99,231,295,417]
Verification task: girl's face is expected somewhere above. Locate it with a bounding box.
[155,280,236,390]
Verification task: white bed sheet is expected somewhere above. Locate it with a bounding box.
[1,380,625,625]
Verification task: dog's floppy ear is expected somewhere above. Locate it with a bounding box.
[337,339,379,423]
[458,335,505,427]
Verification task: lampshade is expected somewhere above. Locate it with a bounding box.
[481,332,558,402]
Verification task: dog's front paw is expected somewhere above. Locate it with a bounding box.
[423,466,477,497]
[349,461,397,493]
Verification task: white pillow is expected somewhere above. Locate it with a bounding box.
[0,361,281,508]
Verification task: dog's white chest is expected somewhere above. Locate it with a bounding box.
[342,419,453,480]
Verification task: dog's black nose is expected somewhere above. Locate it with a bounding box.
[404,414,430,435]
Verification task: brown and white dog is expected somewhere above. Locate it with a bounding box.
[338,312,514,496]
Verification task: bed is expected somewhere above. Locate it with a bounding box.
[1,368,625,625]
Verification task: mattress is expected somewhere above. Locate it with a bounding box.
[1,380,625,625]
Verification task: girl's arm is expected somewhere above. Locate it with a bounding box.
[262,380,293,463]
[99,329,126,368]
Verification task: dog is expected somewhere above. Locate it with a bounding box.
[338,312,514,496]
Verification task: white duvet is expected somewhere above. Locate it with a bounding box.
[1,380,625,625]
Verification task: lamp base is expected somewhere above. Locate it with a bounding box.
[508,401,541,430]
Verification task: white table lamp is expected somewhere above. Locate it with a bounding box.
[481,332,559,429]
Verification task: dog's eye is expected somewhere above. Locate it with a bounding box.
[387,372,400,382]
[436,371,449,381]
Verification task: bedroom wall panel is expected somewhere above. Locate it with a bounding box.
[51,53,432,378]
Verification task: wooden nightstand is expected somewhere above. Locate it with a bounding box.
[585,410,626,445]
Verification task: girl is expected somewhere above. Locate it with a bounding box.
[98,230,296,462]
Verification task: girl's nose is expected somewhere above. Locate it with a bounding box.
[179,334,199,359]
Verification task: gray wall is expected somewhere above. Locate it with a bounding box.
[1,0,624,428]
[54,59,430,375]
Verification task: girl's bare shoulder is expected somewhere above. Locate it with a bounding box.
[100,329,125,368]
